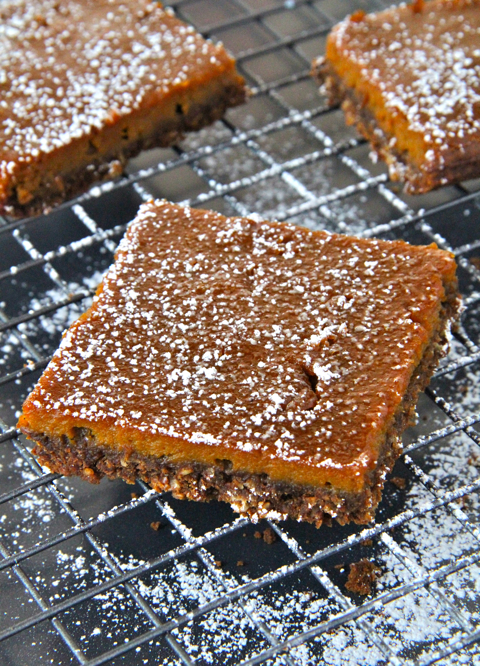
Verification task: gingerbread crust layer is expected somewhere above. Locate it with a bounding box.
[25,288,458,527]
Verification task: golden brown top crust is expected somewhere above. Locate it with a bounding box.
[325,0,480,167]
[19,201,457,490]
[0,0,239,190]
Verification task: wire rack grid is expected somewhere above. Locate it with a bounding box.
[1,1,480,664]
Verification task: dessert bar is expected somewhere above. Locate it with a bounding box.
[19,201,460,526]
[0,0,246,217]
[313,0,480,194]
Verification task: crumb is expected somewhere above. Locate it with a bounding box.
[334,563,344,570]
[150,521,161,531]
[350,9,365,22]
[214,560,222,568]
[361,538,373,547]
[131,492,139,499]
[468,454,479,468]
[237,560,245,567]
[263,527,277,544]
[469,257,480,271]
[254,531,262,539]
[390,476,406,489]
[345,559,381,596]
[242,533,247,537]
[305,539,310,544]
[411,0,425,13]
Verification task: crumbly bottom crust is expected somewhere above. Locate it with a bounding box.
[25,284,459,528]
[3,82,246,219]
[312,58,480,194]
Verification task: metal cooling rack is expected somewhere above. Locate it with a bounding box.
[1,1,480,664]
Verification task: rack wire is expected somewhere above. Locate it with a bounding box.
[0,1,479,664]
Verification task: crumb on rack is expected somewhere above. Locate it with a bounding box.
[469,257,480,271]
[345,559,381,596]
[391,476,406,489]
[262,527,277,544]
[254,528,276,543]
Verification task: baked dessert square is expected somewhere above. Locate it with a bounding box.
[18,200,460,526]
[0,0,246,217]
[312,0,480,194]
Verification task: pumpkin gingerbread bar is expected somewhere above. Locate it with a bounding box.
[0,0,246,218]
[18,201,460,527]
[313,0,480,194]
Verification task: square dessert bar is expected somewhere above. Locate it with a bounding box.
[0,0,246,217]
[313,0,480,194]
[19,201,460,526]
